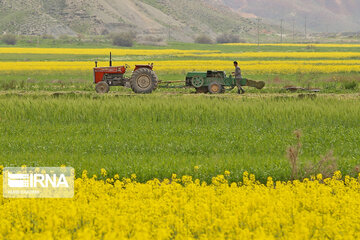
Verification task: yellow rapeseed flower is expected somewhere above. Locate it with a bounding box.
[81,170,88,179]
[0,170,359,239]
[316,173,323,181]
[101,168,107,177]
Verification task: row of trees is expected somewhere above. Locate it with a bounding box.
[0,32,243,46]
[0,33,135,47]
[195,33,246,44]
[1,34,17,45]
[112,32,245,46]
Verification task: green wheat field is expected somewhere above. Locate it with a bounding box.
[0,39,359,182]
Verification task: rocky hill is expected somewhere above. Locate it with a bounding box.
[0,0,273,42]
[209,0,360,33]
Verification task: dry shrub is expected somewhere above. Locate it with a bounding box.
[343,81,358,90]
[216,33,245,44]
[306,45,316,50]
[194,34,213,44]
[272,76,283,84]
[42,34,54,39]
[303,151,337,179]
[353,165,360,175]
[0,80,17,90]
[2,34,17,45]
[287,130,302,180]
[287,129,338,180]
[143,36,163,43]
[111,32,136,47]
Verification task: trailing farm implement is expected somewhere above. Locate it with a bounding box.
[185,71,265,94]
[93,53,265,94]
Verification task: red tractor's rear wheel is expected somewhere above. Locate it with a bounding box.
[130,68,158,94]
[95,81,110,93]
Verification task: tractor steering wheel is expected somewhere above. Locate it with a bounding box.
[125,64,131,69]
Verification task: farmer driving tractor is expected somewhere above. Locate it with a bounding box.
[233,61,245,94]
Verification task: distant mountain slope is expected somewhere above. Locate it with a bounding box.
[208,0,360,32]
[0,0,272,42]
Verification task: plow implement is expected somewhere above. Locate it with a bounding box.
[157,75,265,94]
[246,79,266,90]
[183,71,265,94]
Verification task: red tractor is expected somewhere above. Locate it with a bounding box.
[93,53,158,94]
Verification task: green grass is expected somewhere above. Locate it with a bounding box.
[0,94,359,183]
[0,41,359,183]
[0,70,358,94]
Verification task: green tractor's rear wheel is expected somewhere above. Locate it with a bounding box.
[95,81,110,93]
[208,82,223,94]
[130,68,158,94]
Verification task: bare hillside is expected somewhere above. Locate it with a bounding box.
[209,0,360,32]
[0,0,271,42]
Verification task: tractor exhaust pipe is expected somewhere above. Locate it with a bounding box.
[109,52,112,67]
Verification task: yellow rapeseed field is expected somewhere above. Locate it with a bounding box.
[1,47,360,75]
[1,167,360,239]
[1,60,360,74]
[191,51,360,59]
[2,47,360,59]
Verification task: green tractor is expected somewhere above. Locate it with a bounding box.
[185,70,265,94]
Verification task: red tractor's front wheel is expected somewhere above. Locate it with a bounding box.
[130,68,158,94]
[95,81,110,93]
